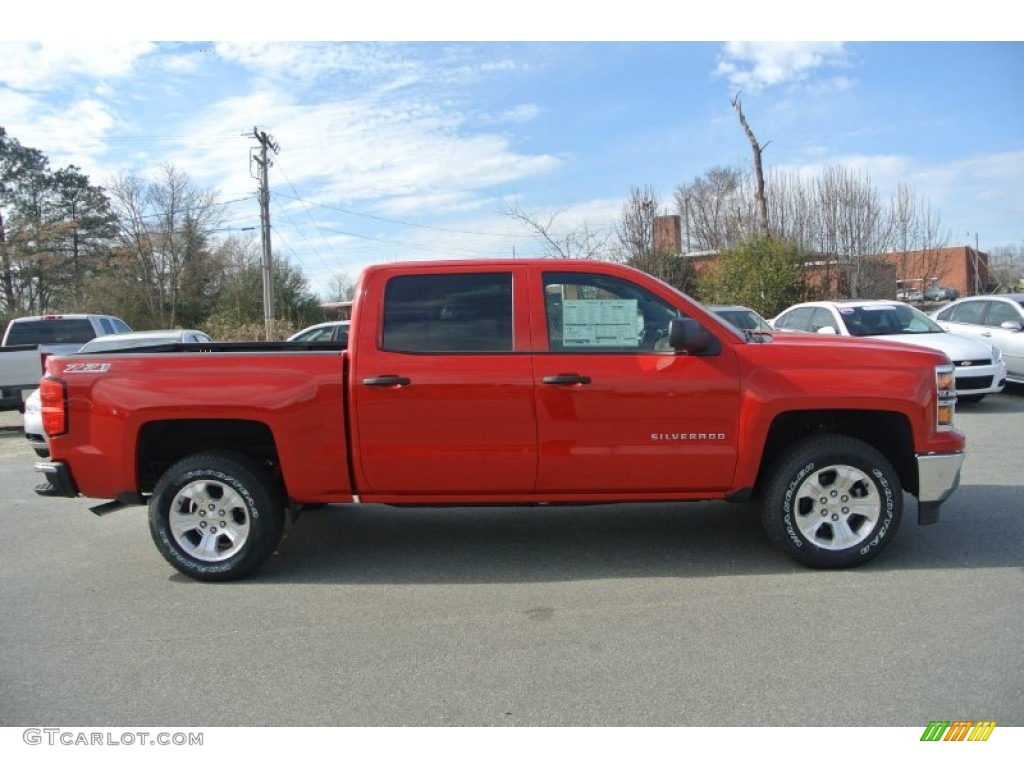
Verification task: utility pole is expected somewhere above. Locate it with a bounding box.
[248,127,280,339]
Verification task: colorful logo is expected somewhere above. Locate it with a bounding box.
[921,721,997,741]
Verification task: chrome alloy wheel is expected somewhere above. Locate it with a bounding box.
[167,479,251,562]
[792,464,881,551]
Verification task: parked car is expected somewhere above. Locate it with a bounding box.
[23,387,47,457]
[931,294,1024,385]
[708,305,773,333]
[923,285,959,302]
[23,329,213,457]
[898,290,925,303]
[771,300,1007,402]
[287,321,350,344]
[77,329,213,353]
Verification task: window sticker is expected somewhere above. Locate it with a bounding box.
[562,299,640,347]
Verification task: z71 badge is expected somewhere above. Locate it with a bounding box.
[62,362,111,374]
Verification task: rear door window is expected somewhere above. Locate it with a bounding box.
[382,272,513,353]
[947,301,985,325]
[775,307,814,331]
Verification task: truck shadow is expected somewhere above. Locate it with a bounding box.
[252,483,1023,584]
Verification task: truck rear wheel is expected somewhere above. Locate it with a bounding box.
[149,451,285,581]
[761,435,902,568]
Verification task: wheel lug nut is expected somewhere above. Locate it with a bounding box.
[199,510,206,517]
[831,514,840,521]
[200,521,207,528]
[842,507,849,514]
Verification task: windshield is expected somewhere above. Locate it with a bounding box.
[714,308,772,332]
[840,304,944,337]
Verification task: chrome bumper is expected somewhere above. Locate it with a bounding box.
[917,452,965,503]
[916,451,965,525]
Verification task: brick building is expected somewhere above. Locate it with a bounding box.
[871,246,989,298]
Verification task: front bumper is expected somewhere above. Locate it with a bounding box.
[953,359,1007,396]
[916,451,966,525]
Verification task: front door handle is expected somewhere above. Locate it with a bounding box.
[363,375,411,387]
[542,373,591,385]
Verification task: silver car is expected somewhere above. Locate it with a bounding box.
[931,294,1024,384]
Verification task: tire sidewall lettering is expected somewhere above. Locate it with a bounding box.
[782,461,815,549]
[158,468,262,574]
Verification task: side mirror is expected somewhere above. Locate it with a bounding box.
[816,326,838,335]
[669,318,717,354]
[1000,320,1024,332]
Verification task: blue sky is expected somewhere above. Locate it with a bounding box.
[2,7,1022,297]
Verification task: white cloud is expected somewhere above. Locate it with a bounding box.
[715,42,848,92]
[0,42,153,90]
[170,82,560,218]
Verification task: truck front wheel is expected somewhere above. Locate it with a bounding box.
[149,451,285,581]
[761,436,903,568]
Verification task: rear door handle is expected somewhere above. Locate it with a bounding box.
[542,373,591,385]
[363,375,411,387]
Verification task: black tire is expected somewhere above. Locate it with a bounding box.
[760,435,903,568]
[149,451,285,581]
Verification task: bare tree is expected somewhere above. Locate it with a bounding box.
[502,200,613,260]
[886,182,951,295]
[674,166,750,252]
[732,94,771,239]
[987,245,1024,292]
[324,271,356,303]
[616,185,660,260]
[107,165,224,328]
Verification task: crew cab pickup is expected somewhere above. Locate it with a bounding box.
[33,260,966,581]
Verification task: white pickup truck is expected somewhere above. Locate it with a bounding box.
[0,314,132,410]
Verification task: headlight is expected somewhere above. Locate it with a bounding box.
[935,364,956,432]
[991,346,1002,363]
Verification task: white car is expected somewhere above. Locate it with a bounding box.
[771,300,1007,402]
[287,321,349,344]
[930,294,1024,385]
[23,387,47,457]
[23,329,213,457]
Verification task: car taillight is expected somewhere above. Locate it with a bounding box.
[39,378,68,437]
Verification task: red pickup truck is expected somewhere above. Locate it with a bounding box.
[34,259,966,580]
